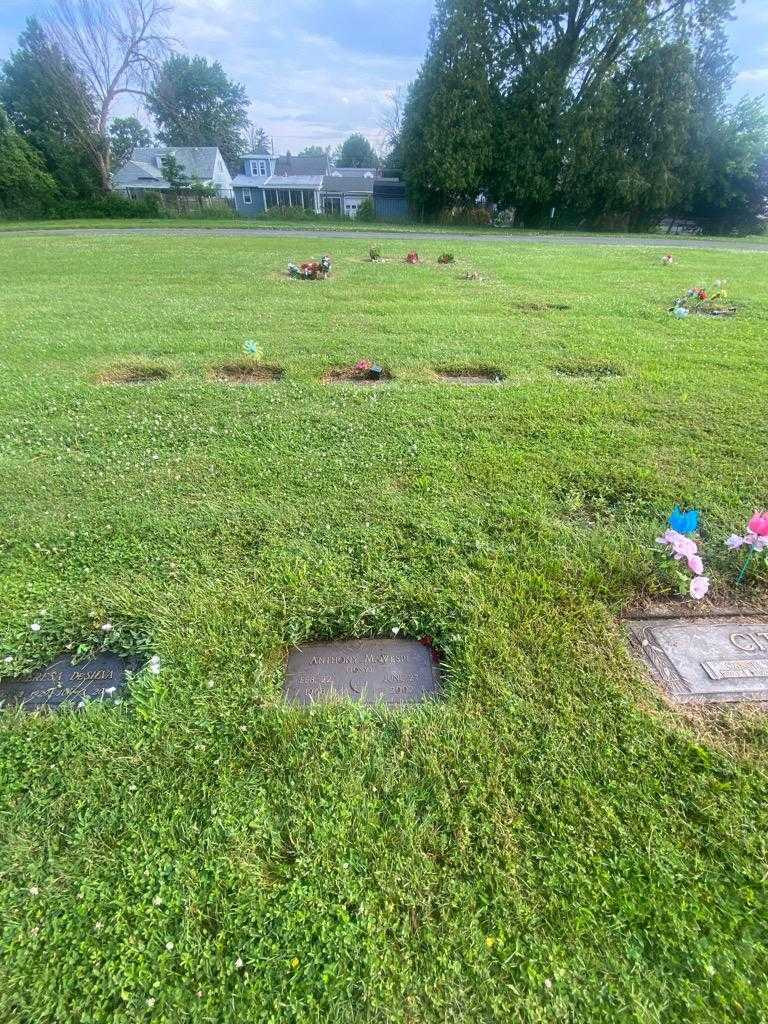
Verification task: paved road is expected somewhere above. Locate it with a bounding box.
[3,225,768,251]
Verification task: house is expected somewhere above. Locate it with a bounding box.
[231,150,376,218]
[373,177,410,220]
[321,169,376,217]
[115,146,234,197]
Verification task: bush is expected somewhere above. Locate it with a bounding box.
[258,205,320,221]
[356,196,375,222]
[437,205,492,226]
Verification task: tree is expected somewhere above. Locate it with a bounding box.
[147,55,250,168]
[44,0,172,191]
[379,86,406,171]
[0,17,100,198]
[109,116,151,170]
[246,123,270,153]
[299,145,330,158]
[336,133,377,167]
[0,104,58,213]
[160,153,189,192]
[400,0,495,213]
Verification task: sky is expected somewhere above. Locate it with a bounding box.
[0,0,765,154]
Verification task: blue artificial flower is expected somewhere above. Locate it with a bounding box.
[668,506,699,534]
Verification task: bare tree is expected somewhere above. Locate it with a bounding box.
[379,86,406,155]
[245,123,271,153]
[45,0,172,190]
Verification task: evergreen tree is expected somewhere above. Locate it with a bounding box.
[400,0,495,214]
[147,55,250,168]
[0,17,99,199]
[335,134,377,167]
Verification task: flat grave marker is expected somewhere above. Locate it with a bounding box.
[629,618,768,704]
[284,638,440,706]
[0,652,139,711]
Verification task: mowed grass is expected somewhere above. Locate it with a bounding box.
[0,233,767,1024]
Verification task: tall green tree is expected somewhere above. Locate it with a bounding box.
[109,116,151,170]
[0,104,58,213]
[299,145,330,158]
[147,55,250,168]
[400,0,495,213]
[335,134,378,167]
[0,17,99,199]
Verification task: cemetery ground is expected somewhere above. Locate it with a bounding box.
[0,231,767,1023]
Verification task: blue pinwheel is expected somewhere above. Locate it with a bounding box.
[668,506,699,534]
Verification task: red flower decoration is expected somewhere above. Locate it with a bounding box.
[697,289,708,300]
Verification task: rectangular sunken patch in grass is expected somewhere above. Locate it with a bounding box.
[323,365,393,385]
[435,367,505,384]
[553,360,625,380]
[97,364,170,385]
[212,362,284,384]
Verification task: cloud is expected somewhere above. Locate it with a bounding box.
[735,68,768,82]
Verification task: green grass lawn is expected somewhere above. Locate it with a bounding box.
[1,233,767,1023]
[1,215,766,245]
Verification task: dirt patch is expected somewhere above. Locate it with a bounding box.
[694,306,738,317]
[435,367,505,384]
[323,365,393,385]
[514,302,571,311]
[553,361,624,380]
[97,364,170,385]
[213,362,284,384]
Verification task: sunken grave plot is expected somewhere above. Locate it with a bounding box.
[97,364,170,385]
[212,362,284,385]
[434,367,505,385]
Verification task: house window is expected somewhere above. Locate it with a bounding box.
[242,189,252,205]
[251,160,268,176]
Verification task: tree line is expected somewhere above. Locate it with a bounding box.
[394,0,767,233]
[0,0,379,217]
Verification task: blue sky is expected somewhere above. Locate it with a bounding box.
[0,0,765,153]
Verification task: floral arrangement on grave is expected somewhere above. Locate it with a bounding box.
[288,255,332,280]
[242,339,264,362]
[726,511,768,584]
[662,254,674,265]
[369,248,381,261]
[670,280,734,317]
[656,506,710,599]
[354,359,383,380]
[405,251,420,265]
[437,253,455,264]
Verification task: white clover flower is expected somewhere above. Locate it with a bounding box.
[4,655,12,663]
[30,623,41,633]
[146,997,156,1008]
[28,885,39,896]
[148,656,161,675]
[165,941,174,951]
[152,895,162,906]
[100,623,113,632]
[235,957,244,969]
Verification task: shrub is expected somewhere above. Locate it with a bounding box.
[437,205,492,226]
[356,196,375,222]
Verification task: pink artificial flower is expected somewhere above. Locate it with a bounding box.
[747,511,768,537]
[354,360,372,371]
[687,554,704,575]
[689,576,710,600]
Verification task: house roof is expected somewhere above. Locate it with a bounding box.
[115,146,223,186]
[274,154,330,176]
[374,177,407,198]
[332,166,378,177]
[232,174,323,189]
[322,172,375,194]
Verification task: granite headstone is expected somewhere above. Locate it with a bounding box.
[629,618,768,704]
[0,652,139,711]
[285,638,440,705]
